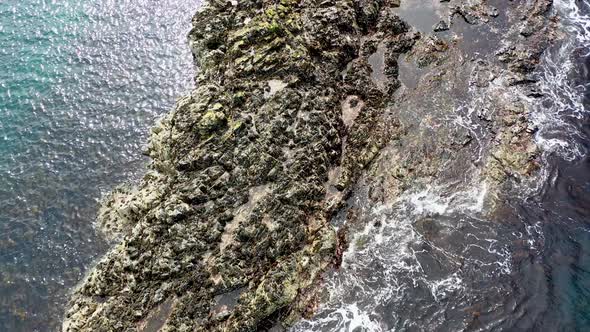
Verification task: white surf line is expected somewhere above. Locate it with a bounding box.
[292,180,501,331]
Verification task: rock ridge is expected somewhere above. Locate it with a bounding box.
[64,0,418,330]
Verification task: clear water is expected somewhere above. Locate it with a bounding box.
[0,1,196,330]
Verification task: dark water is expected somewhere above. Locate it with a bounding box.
[514,2,590,327]
[0,1,196,330]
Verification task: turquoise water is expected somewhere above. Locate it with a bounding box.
[0,1,196,330]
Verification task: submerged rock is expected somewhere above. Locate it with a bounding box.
[63,0,557,330]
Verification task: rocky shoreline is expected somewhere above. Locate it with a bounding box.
[64,0,557,330]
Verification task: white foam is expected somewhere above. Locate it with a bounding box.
[294,303,384,332]
[428,272,464,302]
[292,183,502,331]
[531,0,590,160]
[404,183,488,216]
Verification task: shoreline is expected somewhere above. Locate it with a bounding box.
[63,0,559,330]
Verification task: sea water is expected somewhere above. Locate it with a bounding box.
[0,1,196,330]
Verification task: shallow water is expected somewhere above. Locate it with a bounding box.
[395,0,446,33]
[0,1,196,330]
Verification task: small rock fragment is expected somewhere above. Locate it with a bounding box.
[433,20,450,32]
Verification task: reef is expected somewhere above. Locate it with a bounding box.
[63,0,557,331]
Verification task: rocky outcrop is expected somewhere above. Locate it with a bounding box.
[64,0,557,330]
[356,0,557,211]
[64,0,418,330]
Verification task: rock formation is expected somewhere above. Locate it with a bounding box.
[63,0,557,330]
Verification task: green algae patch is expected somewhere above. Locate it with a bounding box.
[198,108,227,137]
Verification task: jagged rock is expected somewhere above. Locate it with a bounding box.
[63,0,416,330]
[433,20,450,32]
[63,0,557,330]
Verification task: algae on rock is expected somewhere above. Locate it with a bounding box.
[64,0,557,330]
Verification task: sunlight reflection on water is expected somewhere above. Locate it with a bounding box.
[0,1,197,330]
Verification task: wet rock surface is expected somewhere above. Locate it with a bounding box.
[293,0,560,330]
[364,0,556,208]
[64,0,557,331]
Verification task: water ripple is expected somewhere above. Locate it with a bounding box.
[0,1,197,330]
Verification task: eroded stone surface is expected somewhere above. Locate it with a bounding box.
[63,0,417,330]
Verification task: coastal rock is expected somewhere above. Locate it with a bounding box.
[64,0,557,330]
[433,20,449,32]
[63,0,416,330]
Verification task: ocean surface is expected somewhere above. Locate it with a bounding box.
[0,1,196,330]
[1,0,590,331]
